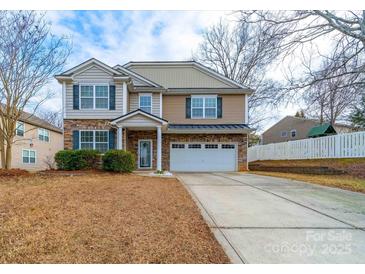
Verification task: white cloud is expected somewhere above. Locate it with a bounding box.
[39,10,298,131]
[40,11,231,113]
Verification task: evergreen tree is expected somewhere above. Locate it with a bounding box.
[350,96,365,129]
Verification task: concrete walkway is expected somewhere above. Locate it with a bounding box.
[177,172,365,263]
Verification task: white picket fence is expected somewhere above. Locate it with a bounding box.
[248,131,365,162]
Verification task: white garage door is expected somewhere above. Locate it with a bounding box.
[170,143,237,172]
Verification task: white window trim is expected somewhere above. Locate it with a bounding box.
[38,128,50,142]
[290,129,297,138]
[191,95,217,119]
[22,149,36,164]
[139,93,152,114]
[79,83,110,110]
[79,130,109,152]
[138,139,153,169]
[281,131,288,137]
[16,121,25,137]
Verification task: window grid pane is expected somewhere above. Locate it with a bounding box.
[95,131,108,142]
[81,131,94,142]
[192,108,203,118]
[192,98,203,107]
[16,122,24,136]
[80,86,93,97]
[80,143,93,150]
[81,98,93,109]
[205,108,216,118]
[205,98,216,107]
[95,86,108,97]
[95,98,108,109]
[95,143,108,153]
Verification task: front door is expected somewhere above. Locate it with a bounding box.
[138,140,152,168]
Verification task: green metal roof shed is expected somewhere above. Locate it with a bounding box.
[307,123,337,138]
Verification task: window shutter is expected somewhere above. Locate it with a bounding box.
[217,97,222,118]
[73,85,79,110]
[109,85,116,110]
[72,130,79,150]
[109,130,115,150]
[186,97,191,118]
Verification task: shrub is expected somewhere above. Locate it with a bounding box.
[55,149,100,170]
[102,150,135,172]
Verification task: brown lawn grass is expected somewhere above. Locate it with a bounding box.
[0,172,229,263]
[251,171,365,194]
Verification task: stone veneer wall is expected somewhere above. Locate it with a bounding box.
[64,120,248,171]
[126,130,157,170]
[161,133,248,171]
[63,119,114,149]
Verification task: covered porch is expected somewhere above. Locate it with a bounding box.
[111,109,168,170]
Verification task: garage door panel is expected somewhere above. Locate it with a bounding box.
[170,143,236,172]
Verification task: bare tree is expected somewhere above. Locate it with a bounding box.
[0,11,70,169]
[36,109,63,129]
[239,11,365,92]
[304,74,359,125]
[193,19,287,129]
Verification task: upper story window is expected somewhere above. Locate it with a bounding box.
[281,131,287,137]
[16,121,24,137]
[191,96,217,119]
[290,129,297,138]
[139,94,152,113]
[80,84,109,109]
[80,130,109,153]
[38,128,50,142]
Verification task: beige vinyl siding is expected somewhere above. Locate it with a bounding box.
[129,66,232,88]
[65,65,124,119]
[262,117,317,144]
[5,122,63,171]
[163,94,246,124]
[118,114,162,127]
[129,92,161,117]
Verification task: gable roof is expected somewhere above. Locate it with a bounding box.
[308,123,337,138]
[55,58,124,78]
[123,60,253,91]
[19,110,62,134]
[110,109,168,125]
[263,115,356,135]
[113,65,162,88]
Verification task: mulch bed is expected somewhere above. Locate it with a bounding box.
[0,173,229,263]
[0,168,30,177]
[249,158,365,179]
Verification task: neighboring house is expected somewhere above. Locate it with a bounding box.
[261,116,357,145]
[55,58,252,172]
[1,111,63,170]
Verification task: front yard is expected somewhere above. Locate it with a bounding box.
[0,171,229,263]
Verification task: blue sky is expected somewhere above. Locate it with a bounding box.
[42,10,228,112]
[41,10,296,129]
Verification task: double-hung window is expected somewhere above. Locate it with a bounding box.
[22,149,36,164]
[38,128,49,142]
[191,96,217,119]
[80,130,109,153]
[80,84,109,109]
[139,94,152,113]
[290,129,297,138]
[16,121,24,137]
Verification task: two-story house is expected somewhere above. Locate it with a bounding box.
[1,111,63,170]
[55,58,252,172]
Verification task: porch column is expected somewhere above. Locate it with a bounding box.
[157,126,162,171]
[122,82,128,115]
[117,126,123,149]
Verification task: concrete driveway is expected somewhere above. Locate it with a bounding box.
[177,172,365,263]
